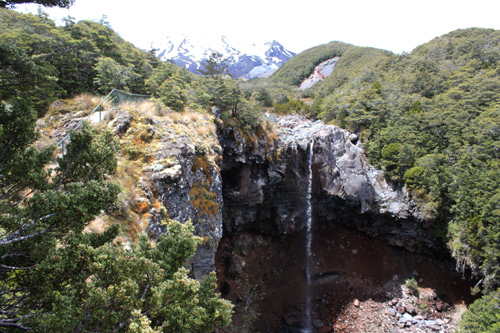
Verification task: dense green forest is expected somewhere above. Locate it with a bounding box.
[2,5,500,331]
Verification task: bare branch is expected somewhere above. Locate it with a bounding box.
[0,213,56,246]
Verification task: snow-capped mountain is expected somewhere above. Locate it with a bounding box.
[154,35,295,79]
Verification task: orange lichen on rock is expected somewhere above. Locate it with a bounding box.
[190,182,219,219]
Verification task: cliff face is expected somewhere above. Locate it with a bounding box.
[103,111,439,281]
[219,115,436,253]
[104,110,225,280]
[216,115,469,330]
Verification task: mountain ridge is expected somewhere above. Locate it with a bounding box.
[154,34,295,79]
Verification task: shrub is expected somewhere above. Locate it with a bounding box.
[405,278,419,296]
[459,289,500,332]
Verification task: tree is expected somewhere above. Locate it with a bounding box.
[93,56,139,93]
[200,52,230,77]
[207,77,241,115]
[459,288,500,332]
[0,0,73,8]
[158,73,188,111]
[28,221,233,332]
[0,103,120,330]
[0,43,47,101]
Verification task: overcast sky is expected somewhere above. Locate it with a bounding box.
[13,0,500,54]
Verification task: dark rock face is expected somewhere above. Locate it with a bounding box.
[107,111,225,281]
[147,139,224,279]
[138,113,440,281]
[220,115,437,253]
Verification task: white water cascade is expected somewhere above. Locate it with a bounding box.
[304,138,314,331]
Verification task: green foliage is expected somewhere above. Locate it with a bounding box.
[0,100,119,330]
[93,56,139,93]
[274,98,309,115]
[0,9,161,112]
[405,278,419,296]
[254,87,273,107]
[205,77,241,114]
[29,221,233,332]
[269,41,391,87]
[403,166,426,191]
[236,98,263,129]
[0,99,52,197]
[56,123,119,184]
[230,283,264,332]
[459,289,500,332]
[0,42,47,101]
[158,73,188,111]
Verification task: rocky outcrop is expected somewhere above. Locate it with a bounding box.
[148,138,224,279]
[220,115,437,253]
[299,57,340,90]
[106,110,224,279]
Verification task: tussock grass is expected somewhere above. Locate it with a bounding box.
[74,93,101,110]
[85,216,111,234]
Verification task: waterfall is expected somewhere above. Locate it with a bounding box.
[304,138,314,331]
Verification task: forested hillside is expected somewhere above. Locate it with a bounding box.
[269,41,392,87]
[284,28,500,330]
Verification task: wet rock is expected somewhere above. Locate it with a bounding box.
[435,300,449,312]
[405,304,417,315]
[348,133,359,144]
[419,289,438,302]
[403,313,413,321]
[318,327,332,333]
[220,281,231,294]
[283,313,301,326]
[223,253,243,278]
[312,319,324,328]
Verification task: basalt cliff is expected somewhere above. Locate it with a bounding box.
[121,112,440,279]
[219,115,432,250]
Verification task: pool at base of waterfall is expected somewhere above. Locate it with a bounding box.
[215,224,477,332]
